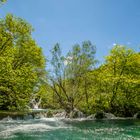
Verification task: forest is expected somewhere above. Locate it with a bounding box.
[0,2,140,118]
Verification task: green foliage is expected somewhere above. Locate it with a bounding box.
[103,45,140,116]
[0,0,6,5]
[49,44,140,117]
[0,13,139,118]
[0,14,46,111]
[0,0,7,2]
[87,45,140,116]
[49,41,96,113]
[47,110,53,117]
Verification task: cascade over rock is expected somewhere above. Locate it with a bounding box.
[134,112,140,119]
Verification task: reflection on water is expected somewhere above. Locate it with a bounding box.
[0,118,140,140]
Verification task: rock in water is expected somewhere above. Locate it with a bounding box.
[104,113,116,119]
[94,112,116,119]
[53,111,66,118]
[69,108,85,118]
[2,116,13,121]
[94,111,106,119]
[134,112,140,119]
[87,114,95,119]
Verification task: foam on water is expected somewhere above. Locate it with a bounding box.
[0,118,69,139]
[0,119,140,140]
[40,117,59,121]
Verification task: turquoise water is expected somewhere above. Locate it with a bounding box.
[0,118,140,140]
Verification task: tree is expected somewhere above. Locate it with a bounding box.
[0,14,46,110]
[0,0,6,5]
[65,41,96,111]
[0,0,7,2]
[49,43,69,112]
[50,41,96,115]
[101,45,140,116]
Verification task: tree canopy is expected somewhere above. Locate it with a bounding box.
[48,44,140,117]
[0,13,139,117]
[0,14,46,110]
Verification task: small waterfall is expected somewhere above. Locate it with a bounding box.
[33,104,39,109]
[1,116,13,122]
[30,98,42,110]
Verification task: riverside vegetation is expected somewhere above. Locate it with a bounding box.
[0,8,140,118]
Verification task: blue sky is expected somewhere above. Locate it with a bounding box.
[0,0,140,64]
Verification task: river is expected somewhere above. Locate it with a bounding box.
[0,118,140,140]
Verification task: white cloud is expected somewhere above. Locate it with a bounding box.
[113,43,117,46]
